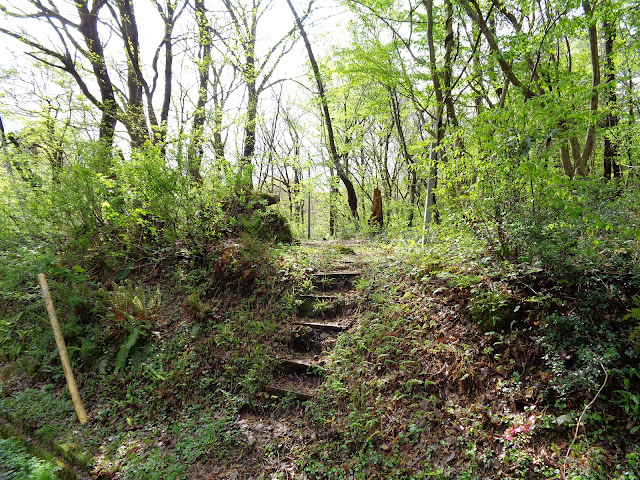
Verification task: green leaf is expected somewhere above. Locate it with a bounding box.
[114,328,140,374]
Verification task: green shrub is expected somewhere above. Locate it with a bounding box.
[469,288,519,332]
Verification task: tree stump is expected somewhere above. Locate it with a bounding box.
[369,187,383,227]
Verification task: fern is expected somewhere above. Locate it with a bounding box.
[129,341,154,373]
[99,281,162,328]
[115,328,140,374]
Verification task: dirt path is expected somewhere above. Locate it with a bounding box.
[222,241,367,479]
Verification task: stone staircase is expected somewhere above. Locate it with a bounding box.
[265,267,361,400]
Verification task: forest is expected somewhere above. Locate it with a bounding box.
[0,0,639,478]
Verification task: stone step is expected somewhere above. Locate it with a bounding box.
[265,374,321,401]
[297,293,348,317]
[312,271,361,290]
[293,320,349,332]
[279,357,325,375]
[299,293,341,300]
[265,385,315,401]
[313,270,361,279]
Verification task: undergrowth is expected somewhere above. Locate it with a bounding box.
[0,437,60,480]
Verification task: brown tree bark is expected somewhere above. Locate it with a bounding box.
[574,0,600,177]
[369,187,383,227]
[76,0,118,155]
[187,0,213,183]
[603,17,620,180]
[286,0,359,219]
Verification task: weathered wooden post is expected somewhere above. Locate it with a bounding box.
[38,273,88,424]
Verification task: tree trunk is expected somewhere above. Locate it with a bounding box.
[574,0,600,177]
[211,67,227,164]
[389,90,416,227]
[560,143,574,179]
[369,187,383,227]
[329,166,337,236]
[241,77,258,184]
[187,0,212,183]
[116,0,149,149]
[423,0,446,226]
[286,0,358,219]
[603,17,620,180]
[443,0,458,127]
[77,0,118,159]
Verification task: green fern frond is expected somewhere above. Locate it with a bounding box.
[115,328,140,374]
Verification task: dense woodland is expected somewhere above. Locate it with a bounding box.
[0,0,639,233]
[1,0,640,478]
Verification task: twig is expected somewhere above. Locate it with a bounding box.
[516,278,540,296]
[561,362,608,479]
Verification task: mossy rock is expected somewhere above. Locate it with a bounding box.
[218,190,293,243]
[254,211,293,244]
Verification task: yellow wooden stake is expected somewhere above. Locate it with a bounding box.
[38,273,88,424]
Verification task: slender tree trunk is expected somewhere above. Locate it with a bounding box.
[293,169,304,223]
[211,67,226,164]
[329,166,336,235]
[146,0,177,147]
[160,5,174,129]
[241,76,258,184]
[236,2,259,187]
[443,0,458,127]
[627,76,636,178]
[187,0,212,183]
[423,0,446,225]
[383,127,393,200]
[574,0,600,177]
[116,0,149,148]
[389,90,416,227]
[286,0,358,218]
[603,17,620,180]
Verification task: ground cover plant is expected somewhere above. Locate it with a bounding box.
[0,436,61,479]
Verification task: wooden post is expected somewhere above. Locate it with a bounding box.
[38,273,88,424]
